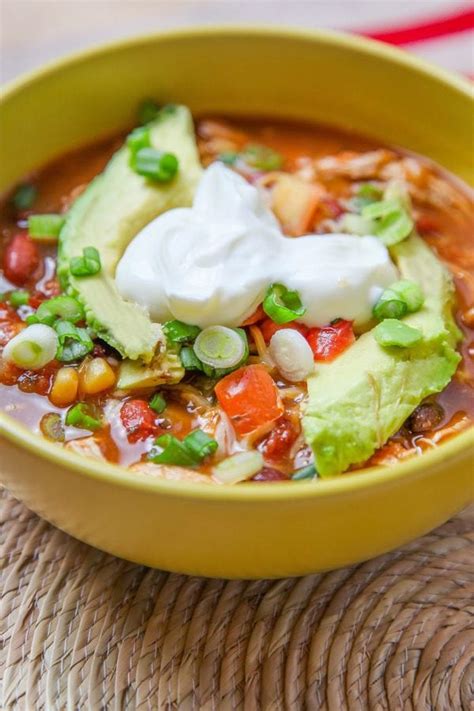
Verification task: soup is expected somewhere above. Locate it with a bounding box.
[0,104,472,483]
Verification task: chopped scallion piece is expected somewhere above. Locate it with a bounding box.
[12,183,37,211]
[2,324,58,370]
[54,319,93,362]
[361,198,414,246]
[36,295,85,325]
[213,451,264,484]
[164,320,201,344]
[8,290,29,308]
[356,183,382,200]
[373,319,423,348]
[291,464,317,480]
[373,280,424,321]
[241,144,283,171]
[180,346,203,371]
[127,125,151,155]
[373,297,407,321]
[263,283,306,324]
[28,214,65,239]
[148,434,197,467]
[65,403,101,431]
[138,98,160,124]
[149,392,166,414]
[194,326,247,370]
[149,429,218,466]
[184,430,218,461]
[70,246,101,277]
[130,148,178,182]
[340,213,376,236]
[388,279,424,312]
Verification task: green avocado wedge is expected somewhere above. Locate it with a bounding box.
[303,236,462,477]
[58,105,202,362]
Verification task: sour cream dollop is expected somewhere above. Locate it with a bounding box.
[116,162,398,328]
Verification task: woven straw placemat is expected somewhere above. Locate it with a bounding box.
[1,487,473,711]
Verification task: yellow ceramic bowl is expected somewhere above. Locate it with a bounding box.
[1,28,473,578]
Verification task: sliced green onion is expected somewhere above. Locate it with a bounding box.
[130,148,179,182]
[373,280,424,322]
[194,326,246,370]
[180,345,204,371]
[149,434,197,467]
[127,125,151,155]
[8,290,29,308]
[149,392,166,414]
[54,320,93,362]
[357,183,383,200]
[70,246,101,277]
[373,319,423,348]
[40,412,65,442]
[388,280,424,312]
[12,183,37,211]
[184,430,218,461]
[291,464,317,480]
[241,144,283,171]
[213,451,264,484]
[36,296,85,325]
[263,283,306,324]
[138,98,160,124]
[362,199,400,220]
[164,320,201,344]
[65,403,101,431]
[28,214,65,239]
[362,199,414,246]
[375,210,414,246]
[373,297,407,321]
[340,213,376,236]
[218,152,238,165]
[2,324,58,370]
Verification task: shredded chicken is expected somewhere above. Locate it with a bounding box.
[131,461,217,483]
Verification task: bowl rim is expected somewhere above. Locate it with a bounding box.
[1,25,473,503]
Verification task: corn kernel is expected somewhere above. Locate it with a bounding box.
[49,367,79,407]
[81,357,116,395]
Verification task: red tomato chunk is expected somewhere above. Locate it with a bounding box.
[306,319,355,362]
[3,233,40,286]
[215,364,283,436]
[0,302,23,346]
[120,399,158,443]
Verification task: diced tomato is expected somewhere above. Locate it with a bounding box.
[0,302,23,346]
[3,233,40,286]
[306,319,355,362]
[416,214,439,234]
[260,318,308,344]
[120,399,158,443]
[0,358,22,385]
[320,197,344,219]
[215,364,283,436]
[28,291,47,309]
[252,466,289,482]
[259,416,299,460]
[240,304,265,327]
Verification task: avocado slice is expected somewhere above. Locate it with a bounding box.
[58,105,202,362]
[303,236,462,477]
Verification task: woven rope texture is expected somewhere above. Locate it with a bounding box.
[1,489,473,710]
